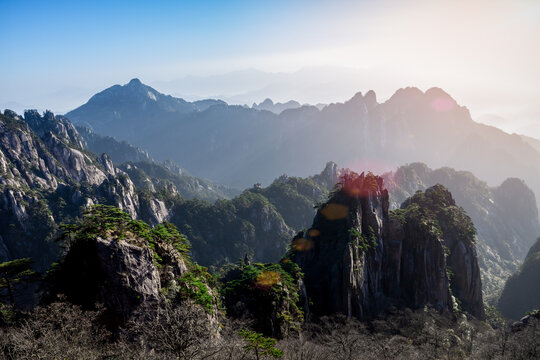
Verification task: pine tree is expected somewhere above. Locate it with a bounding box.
[0,258,38,306]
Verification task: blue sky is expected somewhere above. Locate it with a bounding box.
[1,0,539,138]
[1,0,350,81]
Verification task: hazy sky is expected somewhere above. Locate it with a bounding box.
[1,0,539,137]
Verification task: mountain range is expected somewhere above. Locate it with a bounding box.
[65,79,540,215]
[2,101,540,346]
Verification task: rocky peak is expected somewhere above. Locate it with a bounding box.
[397,184,484,318]
[387,87,424,104]
[320,161,340,185]
[23,110,85,149]
[127,78,143,87]
[494,178,538,220]
[99,153,116,175]
[290,174,484,320]
[46,208,218,328]
[364,90,378,109]
[260,98,274,106]
[0,110,177,273]
[346,91,364,105]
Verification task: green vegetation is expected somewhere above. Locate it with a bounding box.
[221,261,304,337]
[51,205,221,313]
[0,258,38,306]
[238,329,283,359]
[223,262,299,303]
[59,205,151,245]
[391,185,476,242]
[59,205,190,259]
[169,192,292,268]
[249,175,327,230]
[348,226,377,253]
[177,263,218,314]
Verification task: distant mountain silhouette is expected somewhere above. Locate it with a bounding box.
[66,80,540,211]
[252,98,301,114]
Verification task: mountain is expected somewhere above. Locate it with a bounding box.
[0,109,236,274]
[288,173,484,320]
[65,80,540,214]
[76,123,238,202]
[65,78,224,140]
[0,109,174,271]
[117,161,238,202]
[383,163,540,301]
[497,237,540,320]
[165,163,334,267]
[252,98,301,114]
[76,125,154,164]
[520,134,540,155]
[0,108,335,275]
[6,105,533,302]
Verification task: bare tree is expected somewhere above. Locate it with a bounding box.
[0,302,111,360]
[121,301,219,359]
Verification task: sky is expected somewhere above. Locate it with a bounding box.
[1,0,539,137]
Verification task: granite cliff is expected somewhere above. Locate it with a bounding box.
[289,172,485,320]
[384,163,540,300]
[0,110,170,272]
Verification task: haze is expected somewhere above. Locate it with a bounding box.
[1,0,539,138]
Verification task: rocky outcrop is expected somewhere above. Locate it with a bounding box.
[384,163,540,301]
[290,172,485,320]
[0,110,173,273]
[397,185,484,317]
[47,206,220,329]
[510,310,540,332]
[94,237,161,321]
[51,233,197,326]
[221,261,304,338]
[311,161,342,190]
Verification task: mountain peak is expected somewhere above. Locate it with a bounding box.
[425,87,452,99]
[127,78,143,87]
[364,90,377,108]
[260,98,274,106]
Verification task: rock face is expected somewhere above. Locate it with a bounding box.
[0,110,174,272]
[397,185,484,317]
[50,233,194,326]
[384,163,540,300]
[94,237,162,321]
[290,172,485,320]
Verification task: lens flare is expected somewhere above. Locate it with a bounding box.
[255,270,281,289]
[430,97,456,112]
[308,228,321,237]
[321,203,349,220]
[292,237,314,251]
